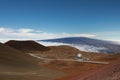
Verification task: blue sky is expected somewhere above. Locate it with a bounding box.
[0,0,120,42]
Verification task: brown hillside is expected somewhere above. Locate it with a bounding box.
[56,53,120,80]
[32,45,112,61]
[5,40,50,52]
[79,57,120,80]
[32,45,80,59]
[0,43,39,67]
[0,43,65,80]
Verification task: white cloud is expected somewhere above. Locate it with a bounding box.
[38,41,107,53]
[18,28,34,33]
[62,32,96,37]
[39,41,70,46]
[0,27,96,42]
[0,27,5,32]
[93,31,120,42]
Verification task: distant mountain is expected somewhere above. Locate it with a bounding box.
[38,37,120,54]
[5,40,50,52]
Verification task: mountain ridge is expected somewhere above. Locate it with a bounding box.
[38,37,120,54]
[5,40,50,52]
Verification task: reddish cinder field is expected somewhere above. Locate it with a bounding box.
[1,40,120,80]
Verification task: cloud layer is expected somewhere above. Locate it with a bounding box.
[39,41,107,53]
[0,27,96,42]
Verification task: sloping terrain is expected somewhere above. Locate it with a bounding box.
[0,42,65,80]
[39,37,120,53]
[0,42,39,67]
[56,54,120,80]
[80,57,120,80]
[32,45,113,61]
[30,45,119,80]
[5,40,50,52]
[31,45,81,59]
[1,40,119,80]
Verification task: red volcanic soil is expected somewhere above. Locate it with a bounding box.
[1,42,119,80]
[80,57,120,80]
[32,45,81,59]
[4,40,50,52]
[2,41,120,80]
[33,45,111,60]
[57,54,120,80]
[33,45,117,80]
[47,61,106,80]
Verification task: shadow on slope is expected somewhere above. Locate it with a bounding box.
[0,43,65,80]
[0,42,39,68]
[5,40,50,52]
